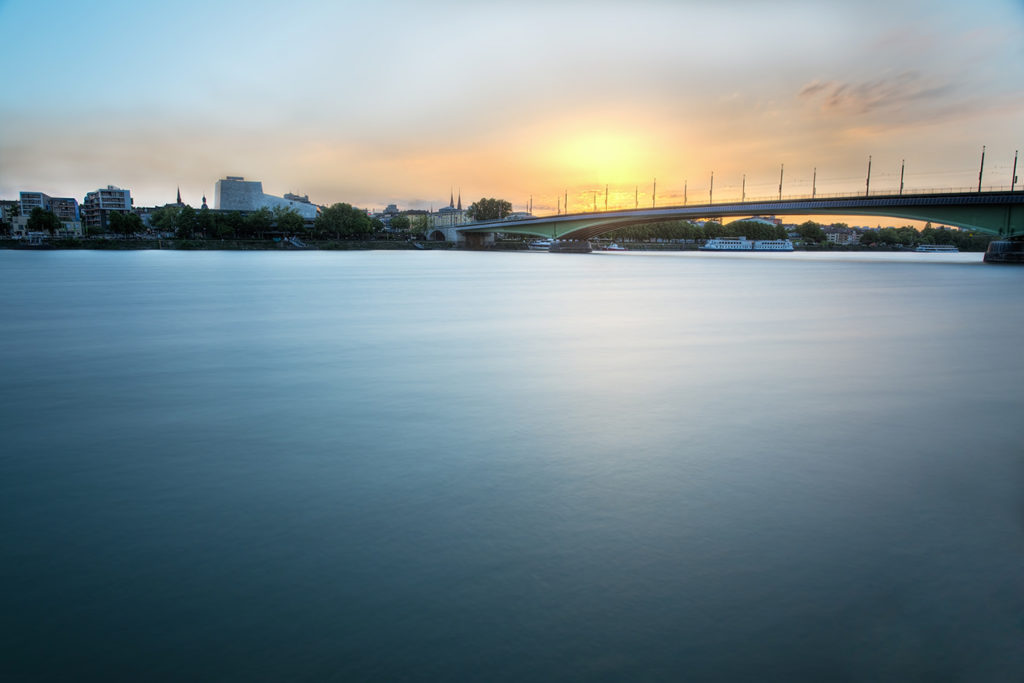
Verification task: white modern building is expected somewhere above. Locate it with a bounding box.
[82,185,132,230]
[214,176,318,219]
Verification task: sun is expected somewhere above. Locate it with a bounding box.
[545,131,657,185]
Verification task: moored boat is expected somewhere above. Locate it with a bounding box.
[699,237,794,252]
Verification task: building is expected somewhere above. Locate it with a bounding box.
[373,203,401,229]
[214,176,318,219]
[1,199,18,229]
[823,225,863,245]
[11,191,82,237]
[82,185,132,230]
[433,190,469,229]
[502,211,534,221]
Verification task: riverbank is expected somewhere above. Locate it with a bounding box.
[0,238,991,253]
[0,238,456,251]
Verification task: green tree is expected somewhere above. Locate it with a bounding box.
[794,221,826,243]
[221,211,244,239]
[197,206,217,238]
[108,211,124,237]
[273,207,305,235]
[108,211,143,239]
[603,219,705,243]
[932,227,955,245]
[703,221,725,239]
[315,203,372,239]
[877,227,899,245]
[124,212,143,237]
[27,207,63,236]
[466,198,512,221]
[413,214,431,238]
[244,207,272,239]
[896,227,917,246]
[149,206,180,233]
[390,215,410,232]
[175,206,197,239]
[724,220,786,240]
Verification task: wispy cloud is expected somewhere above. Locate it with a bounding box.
[798,72,953,115]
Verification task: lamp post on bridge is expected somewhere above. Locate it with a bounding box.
[812,167,817,198]
[709,172,714,205]
[978,145,986,192]
[742,174,746,202]
[900,160,905,195]
[778,164,784,200]
[866,156,872,197]
[1012,150,1019,192]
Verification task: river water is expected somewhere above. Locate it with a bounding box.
[2,249,1023,681]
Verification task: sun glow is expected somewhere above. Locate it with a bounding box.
[544,131,660,186]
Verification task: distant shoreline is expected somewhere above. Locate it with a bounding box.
[0,238,991,253]
[0,238,455,252]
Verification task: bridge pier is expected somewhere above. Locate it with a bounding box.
[984,240,1024,264]
[462,232,494,250]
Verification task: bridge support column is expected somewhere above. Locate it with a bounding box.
[462,232,495,249]
[984,240,1024,264]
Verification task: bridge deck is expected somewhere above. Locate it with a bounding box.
[459,190,1024,239]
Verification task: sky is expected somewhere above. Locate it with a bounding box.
[1,0,1022,217]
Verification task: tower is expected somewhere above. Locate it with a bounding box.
[176,187,182,205]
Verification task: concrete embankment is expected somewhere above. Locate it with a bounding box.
[0,239,456,251]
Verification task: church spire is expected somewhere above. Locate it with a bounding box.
[457,189,462,211]
[176,186,182,205]
[449,188,454,209]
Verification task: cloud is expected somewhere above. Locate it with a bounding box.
[799,72,953,114]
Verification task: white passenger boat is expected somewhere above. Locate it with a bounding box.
[602,243,627,251]
[699,237,794,252]
[528,239,553,251]
[914,244,959,253]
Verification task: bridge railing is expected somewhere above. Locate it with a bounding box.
[726,185,1019,205]
[463,185,1021,223]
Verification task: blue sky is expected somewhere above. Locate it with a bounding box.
[1,0,1022,213]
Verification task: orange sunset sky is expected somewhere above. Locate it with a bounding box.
[1,0,1022,218]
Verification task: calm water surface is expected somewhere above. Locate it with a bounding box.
[2,250,1023,681]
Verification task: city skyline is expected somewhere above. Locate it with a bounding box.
[1,0,1022,213]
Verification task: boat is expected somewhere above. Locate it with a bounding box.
[914,244,959,253]
[699,236,794,252]
[602,243,627,251]
[528,239,553,251]
[549,239,592,253]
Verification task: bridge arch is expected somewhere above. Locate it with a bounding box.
[458,191,1024,241]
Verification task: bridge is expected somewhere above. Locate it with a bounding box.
[455,190,1024,243]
